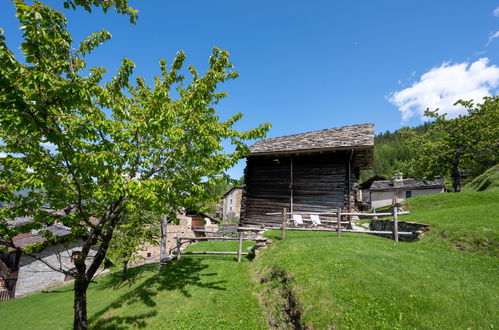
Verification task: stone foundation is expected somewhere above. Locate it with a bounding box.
[369,219,430,242]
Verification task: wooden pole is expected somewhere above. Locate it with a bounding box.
[290,158,294,213]
[237,233,243,263]
[393,206,399,242]
[176,234,181,260]
[281,208,287,240]
[337,208,342,237]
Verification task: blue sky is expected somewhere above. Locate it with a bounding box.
[1,1,498,178]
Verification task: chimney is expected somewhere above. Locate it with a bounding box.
[393,173,403,188]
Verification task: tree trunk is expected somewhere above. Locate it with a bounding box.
[451,149,463,192]
[159,215,168,272]
[73,273,89,330]
[121,260,128,282]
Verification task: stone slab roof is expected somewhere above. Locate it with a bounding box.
[12,224,72,249]
[369,178,445,192]
[249,123,374,155]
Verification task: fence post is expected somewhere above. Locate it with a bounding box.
[237,233,243,263]
[281,208,287,240]
[393,206,399,242]
[337,208,342,237]
[176,234,181,260]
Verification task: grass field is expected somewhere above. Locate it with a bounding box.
[252,231,498,329]
[1,190,498,329]
[462,164,499,192]
[400,188,499,256]
[0,241,266,329]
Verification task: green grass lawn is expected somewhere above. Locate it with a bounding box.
[252,231,498,329]
[251,189,499,329]
[0,241,266,329]
[400,188,499,256]
[1,190,498,329]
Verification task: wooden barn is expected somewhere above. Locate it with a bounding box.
[240,124,374,227]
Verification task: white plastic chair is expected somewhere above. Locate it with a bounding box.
[292,214,304,226]
[310,214,321,226]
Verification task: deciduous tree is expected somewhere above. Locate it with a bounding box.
[402,97,498,192]
[0,1,269,328]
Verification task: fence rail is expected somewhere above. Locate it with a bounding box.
[268,206,407,242]
[172,234,249,262]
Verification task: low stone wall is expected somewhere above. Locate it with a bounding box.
[369,219,430,242]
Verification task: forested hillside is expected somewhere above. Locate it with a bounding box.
[359,122,432,182]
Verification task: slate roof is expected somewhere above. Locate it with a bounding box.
[11,224,72,249]
[359,175,388,190]
[249,123,374,155]
[222,186,243,199]
[369,178,445,192]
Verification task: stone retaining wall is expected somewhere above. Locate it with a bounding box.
[369,219,430,242]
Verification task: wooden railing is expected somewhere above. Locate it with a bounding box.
[171,235,267,263]
[267,207,410,242]
[0,289,14,302]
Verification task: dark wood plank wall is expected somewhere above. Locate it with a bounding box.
[240,151,365,227]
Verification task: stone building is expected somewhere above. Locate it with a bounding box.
[2,224,98,298]
[221,187,243,221]
[133,213,218,264]
[369,174,445,209]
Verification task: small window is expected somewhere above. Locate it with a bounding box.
[230,206,232,211]
[147,253,151,258]
[405,191,412,198]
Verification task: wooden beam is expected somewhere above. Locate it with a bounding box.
[237,234,243,262]
[337,208,342,237]
[174,251,249,256]
[281,207,287,240]
[177,237,254,241]
[393,206,399,242]
[263,226,412,235]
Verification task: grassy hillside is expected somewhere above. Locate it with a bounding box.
[400,188,499,256]
[252,231,498,329]
[252,189,499,328]
[462,164,499,192]
[1,190,498,329]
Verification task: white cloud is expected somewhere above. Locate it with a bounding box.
[487,30,499,45]
[494,6,499,17]
[388,58,499,121]
[0,152,7,158]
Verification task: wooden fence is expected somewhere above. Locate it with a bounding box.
[0,289,14,302]
[172,234,258,263]
[267,207,410,242]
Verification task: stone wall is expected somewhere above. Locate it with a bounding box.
[16,240,98,297]
[134,214,197,265]
[369,219,430,242]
